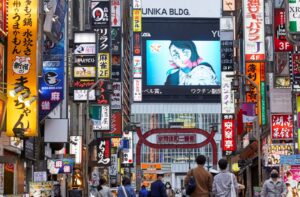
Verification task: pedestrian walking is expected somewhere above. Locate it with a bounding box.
[212,158,238,197]
[117,176,136,197]
[184,155,213,197]
[139,185,149,197]
[165,182,175,197]
[261,169,287,197]
[150,172,167,197]
[98,177,113,197]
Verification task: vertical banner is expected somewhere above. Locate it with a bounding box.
[292,53,300,87]
[133,79,142,101]
[288,0,300,33]
[7,0,38,137]
[111,0,121,27]
[243,0,265,61]
[69,136,82,164]
[274,9,293,52]
[133,56,142,78]
[245,62,262,125]
[133,9,142,32]
[221,72,235,114]
[109,154,118,186]
[97,138,111,166]
[111,82,122,110]
[103,111,122,137]
[222,114,236,154]
[221,41,234,71]
[271,114,293,140]
[98,53,111,79]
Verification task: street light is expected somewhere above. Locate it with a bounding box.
[227,73,262,186]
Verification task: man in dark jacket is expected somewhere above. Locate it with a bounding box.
[150,173,167,197]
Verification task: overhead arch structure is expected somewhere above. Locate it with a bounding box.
[135,127,218,166]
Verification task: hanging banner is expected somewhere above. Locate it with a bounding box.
[7,0,38,137]
[97,138,111,166]
[274,9,293,52]
[243,0,265,61]
[103,111,122,138]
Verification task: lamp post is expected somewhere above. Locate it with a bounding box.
[227,73,262,186]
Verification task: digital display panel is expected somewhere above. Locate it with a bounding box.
[141,18,220,102]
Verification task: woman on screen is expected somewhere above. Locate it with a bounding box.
[165,40,219,86]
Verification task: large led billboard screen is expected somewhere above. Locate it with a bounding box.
[141,18,220,102]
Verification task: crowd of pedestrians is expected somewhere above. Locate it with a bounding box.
[90,154,296,197]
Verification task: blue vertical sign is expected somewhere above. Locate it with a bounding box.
[39,0,67,121]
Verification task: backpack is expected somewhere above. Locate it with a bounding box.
[186,169,196,195]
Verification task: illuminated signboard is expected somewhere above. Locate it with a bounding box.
[243,0,265,61]
[271,114,293,140]
[98,53,111,79]
[7,0,38,137]
[141,19,220,102]
[274,9,293,52]
[133,9,142,32]
[222,114,236,153]
[47,158,75,174]
[96,138,111,166]
[221,72,235,114]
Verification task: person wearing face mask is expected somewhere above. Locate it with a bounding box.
[261,169,287,197]
[165,182,175,197]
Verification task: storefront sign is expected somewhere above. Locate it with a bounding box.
[73,67,96,78]
[274,9,293,52]
[7,0,38,137]
[91,1,110,27]
[97,138,111,166]
[47,158,75,174]
[221,41,234,71]
[221,72,235,114]
[157,134,196,144]
[133,9,142,32]
[33,171,47,182]
[133,56,142,78]
[73,44,96,55]
[89,105,110,131]
[133,79,142,101]
[103,111,122,138]
[121,132,133,167]
[243,0,265,61]
[271,114,293,140]
[222,114,236,152]
[98,53,111,78]
[29,182,53,196]
[111,82,122,110]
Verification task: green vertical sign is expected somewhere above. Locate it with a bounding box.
[260,82,266,125]
[289,0,300,33]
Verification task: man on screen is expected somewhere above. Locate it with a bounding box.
[165,41,219,86]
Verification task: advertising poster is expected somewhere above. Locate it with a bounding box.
[7,0,38,137]
[274,9,293,52]
[97,138,111,166]
[243,0,265,61]
[73,66,96,78]
[281,165,300,196]
[39,61,64,120]
[288,0,300,33]
[29,181,53,197]
[266,144,294,166]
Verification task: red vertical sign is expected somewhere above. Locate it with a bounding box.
[222,114,236,152]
